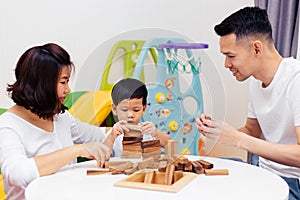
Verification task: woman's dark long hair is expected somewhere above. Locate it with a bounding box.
[7,43,74,119]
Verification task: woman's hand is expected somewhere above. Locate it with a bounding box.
[81,142,111,167]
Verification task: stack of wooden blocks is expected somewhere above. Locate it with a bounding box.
[121,125,143,158]
[141,140,161,160]
[121,125,161,160]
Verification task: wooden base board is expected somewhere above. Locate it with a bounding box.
[114,171,197,193]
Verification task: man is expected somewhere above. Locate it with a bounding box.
[196,6,300,200]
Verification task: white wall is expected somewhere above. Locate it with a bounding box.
[0,0,253,159]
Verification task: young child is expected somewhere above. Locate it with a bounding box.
[0,43,122,200]
[106,78,171,157]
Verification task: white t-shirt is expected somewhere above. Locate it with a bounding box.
[248,57,300,179]
[0,111,106,200]
[106,125,156,157]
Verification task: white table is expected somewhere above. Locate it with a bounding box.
[25,156,289,200]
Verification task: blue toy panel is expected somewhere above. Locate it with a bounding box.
[133,38,206,155]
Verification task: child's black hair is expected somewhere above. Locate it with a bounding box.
[111,78,148,106]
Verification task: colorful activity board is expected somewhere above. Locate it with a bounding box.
[133,38,208,155]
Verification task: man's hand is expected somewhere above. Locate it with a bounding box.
[195,114,241,147]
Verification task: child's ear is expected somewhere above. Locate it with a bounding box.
[112,104,117,115]
[142,105,146,114]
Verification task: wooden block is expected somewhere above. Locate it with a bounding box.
[153,171,165,185]
[173,170,183,182]
[144,170,154,183]
[141,140,160,148]
[177,155,189,164]
[123,138,141,144]
[122,136,143,141]
[121,150,142,158]
[165,140,178,158]
[184,161,193,172]
[172,154,181,160]
[124,163,139,175]
[197,160,214,169]
[148,161,159,169]
[204,169,229,176]
[158,155,169,161]
[142,149,161,160]
[104,161,129,168]
[176,163,185,171]
[124,125,142,137]
[122,144,142,152]
[86,168,110,175]
[123,142,142,147]
[109,161,133,172]
[142,146,161,153]
[164,164,175,185]
[109,168,124,175]
[158,160,168,172]
[124,132,142,138]
[138,157,154,169]
[191,161,204,174]
[126,124,142,131]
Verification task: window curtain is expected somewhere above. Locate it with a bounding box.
[254,0,300,58]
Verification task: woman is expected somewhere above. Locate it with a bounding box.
[0,43,123,200]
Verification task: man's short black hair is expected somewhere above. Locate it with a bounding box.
[214,6,273,42]
[111,78,148,106]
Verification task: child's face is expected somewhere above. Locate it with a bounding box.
[112,98,146,125]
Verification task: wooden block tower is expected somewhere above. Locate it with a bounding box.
[121,124,162,160]
[121,125,143,158]
[141,140,161,160]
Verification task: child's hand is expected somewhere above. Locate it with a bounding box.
[105,120,129,149]
[141,121,158,137]
[111,120,129,139]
